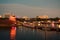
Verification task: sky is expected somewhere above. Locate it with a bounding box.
[0,0,60,18]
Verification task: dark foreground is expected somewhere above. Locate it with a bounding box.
[0,26,60,40]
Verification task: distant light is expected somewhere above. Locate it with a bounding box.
[16,16,20,18]
[51,21,55,27]
[38,21,40,23]
[0,16,2,18]
[47,20,51,23]
[38,24,40,26]
[58,25,60,28]
[9,16,16,22]
[59,20,60,22]
[24,21,27,23]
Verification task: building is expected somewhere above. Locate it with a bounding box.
[36,15,48,19]
[22,16,30,20]
[3,11,16,18]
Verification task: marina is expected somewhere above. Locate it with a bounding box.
[0,0,60,40]
[0,14,60,40]
[0,18,60,31]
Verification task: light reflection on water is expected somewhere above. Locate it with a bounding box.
[10,26,16,40]
[0,26,60,40]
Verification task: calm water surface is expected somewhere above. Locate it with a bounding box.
[0,26,60,40]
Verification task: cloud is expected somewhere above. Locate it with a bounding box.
[0,4,60,18]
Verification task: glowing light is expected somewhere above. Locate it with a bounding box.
[58,25,60,28]
[51,21,55,27]
[59,20,60,22]
[38,24,40,26]
[0,15,2,18]
[9,15,16,24]
[38,21,40,23]
[9,16,16,21]
[47,20,51,23]
[24,21,27,23]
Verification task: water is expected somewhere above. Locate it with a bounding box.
[0,26,60,40]
[0,28,10,40]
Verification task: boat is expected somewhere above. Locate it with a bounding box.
[23,22,35,28]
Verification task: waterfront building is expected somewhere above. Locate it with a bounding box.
[22,16,30,20]
[3,11,15,18]
[36,15,48,19]
[4,13,11,18]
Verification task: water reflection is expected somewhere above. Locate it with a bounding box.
[0,26,60,40]
[16,26,60,40]
[10,26,16,40]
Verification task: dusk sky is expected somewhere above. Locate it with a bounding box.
[0,0,60,18]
